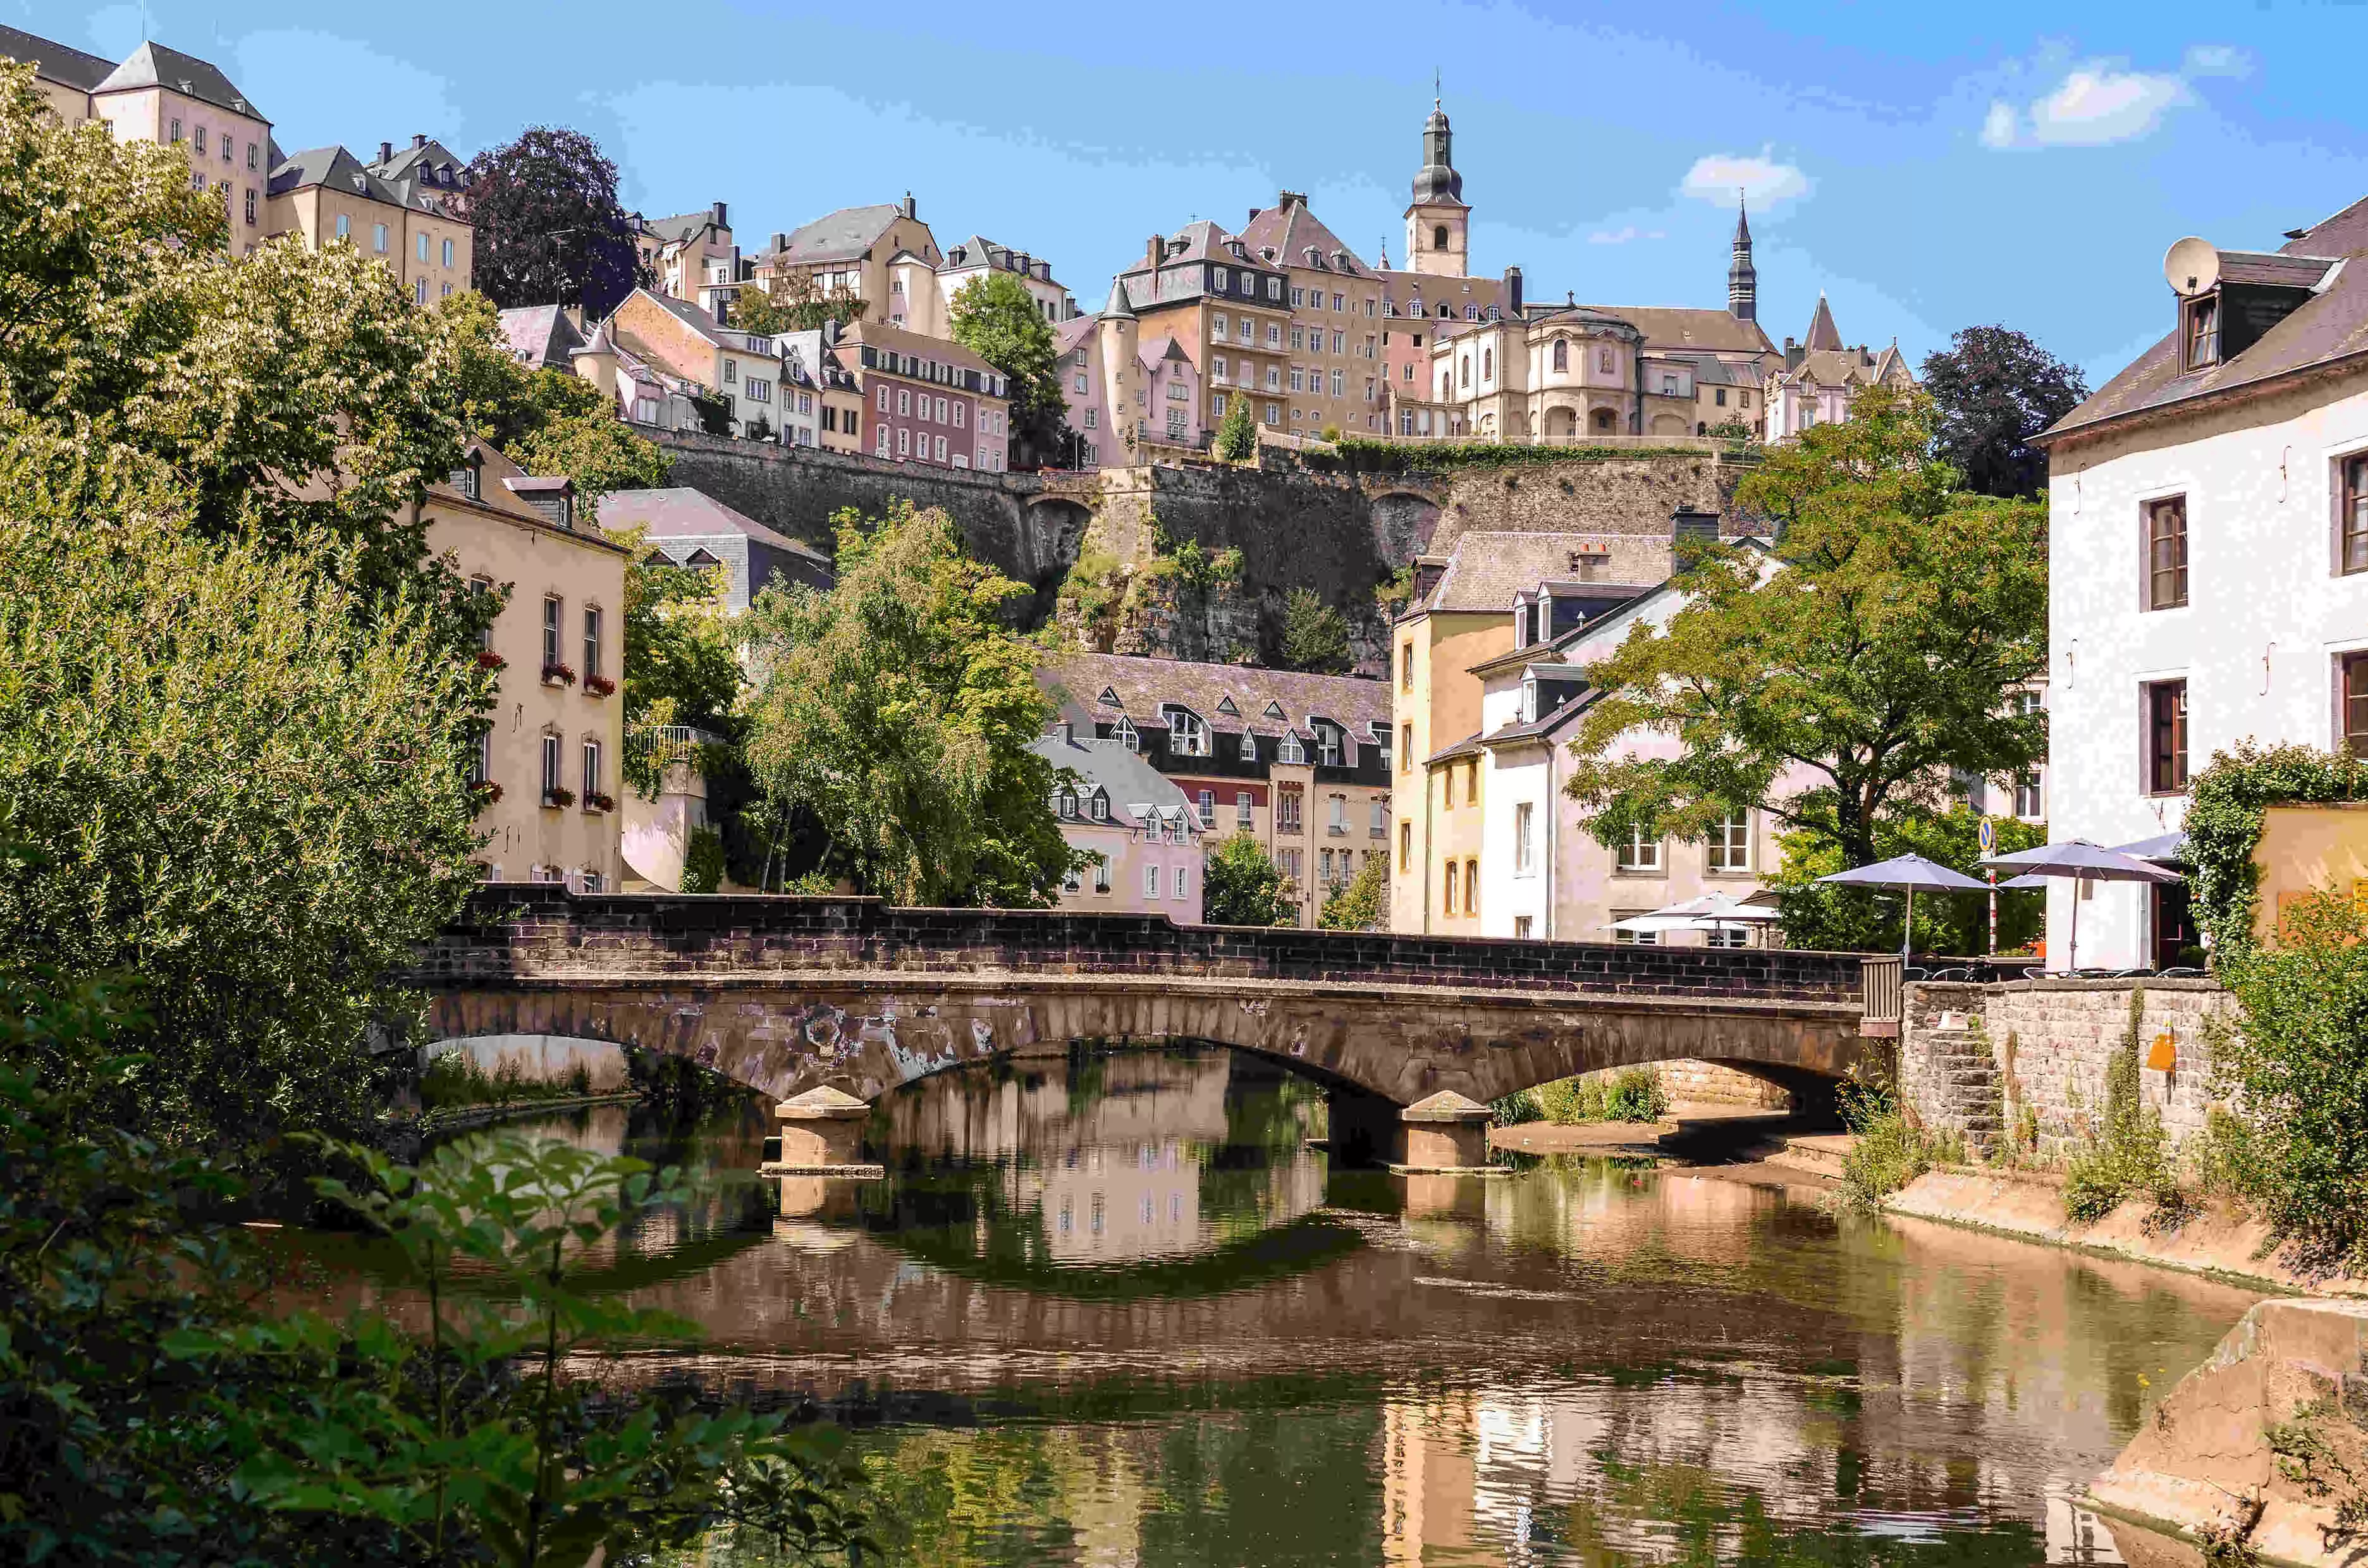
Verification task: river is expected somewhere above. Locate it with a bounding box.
[310,1047,2259,1565]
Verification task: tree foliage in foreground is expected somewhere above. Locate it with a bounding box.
[732,268,868,335]
[1318,852,1390,931]
[1205,833,1297,927]
[462,125,649,319]
[741,502,1079,906]
[1562,386,2049,873]
[0,976,876,1566]
[1765,806,2048,955]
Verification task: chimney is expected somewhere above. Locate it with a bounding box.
[1248,207,1261,224]
[1504,265,1523,317]
[411,133,426,149]
[711,200,728,229]
[901,191,916,219]
[770,231,788,253]
[1146,234,1163,268]
[1411,554,1451,607]
[378,140,392,165]
[1057,720,1074,744]
[822,318,841,346]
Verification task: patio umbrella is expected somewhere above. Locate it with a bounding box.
[1980,840,2181,972]
[2111,831,2189,864]
[1814,852,1991,959]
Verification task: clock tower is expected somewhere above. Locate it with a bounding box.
[1404,98,1469,279]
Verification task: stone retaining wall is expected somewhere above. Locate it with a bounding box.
[1901,978,2231,1163]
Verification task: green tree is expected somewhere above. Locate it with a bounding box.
[1562,386,2047,872]
[732,268,868,335]
[1318,854,1390,931]
[948,271,1067,469]
[1205,833,1296,926]
[1766,807,2048,955]
[1920,325,2089,499]
[0,513,485,1152]
[1279,587,1353,674]
[462,126,648,317]
[610,532,745,798]
[740,501,1079,905]
[1213,388,1258,460]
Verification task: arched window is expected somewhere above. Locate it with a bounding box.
[1552,337,1568,372]
[1592,408,1616,432]
[1482,348,1492,380]
[1459,356,1471,388]
[1432,224,1449,250]
[1439,371,1452,399]
[1168,709,1208,756]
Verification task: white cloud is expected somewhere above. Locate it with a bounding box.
[1978,50,2241,150]
[1677,148,1811,207]
[1586,225,1665,245]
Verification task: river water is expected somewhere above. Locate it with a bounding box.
[348,1048,2256,1565]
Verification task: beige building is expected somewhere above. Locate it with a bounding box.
[603,288,787,439]
[424,442,627,890]
[747,196,945,336]
[630,201,736,317]
[1423,300,1777,442]
[1237,193,1388,438]
[0,28,274,255]
[937,235,1077,329]
[1041,653,1393,927]
[264,143,472,305]
[1112,223,1294,440]
[1029,723,1207,921]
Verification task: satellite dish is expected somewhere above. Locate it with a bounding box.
[2164,238,2219,298]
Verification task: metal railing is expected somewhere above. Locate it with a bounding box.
[627,724,727,776]
[1860,955,1903,1038]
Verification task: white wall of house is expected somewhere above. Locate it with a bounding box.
[2046,374,2368,969]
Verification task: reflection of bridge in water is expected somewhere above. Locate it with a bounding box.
[414,888,1878,1160]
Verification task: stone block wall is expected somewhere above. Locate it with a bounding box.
[1901,978,2231,1164]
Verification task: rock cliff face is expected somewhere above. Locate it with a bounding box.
[651,433,1753,670]
[2090,1297,2368,1567]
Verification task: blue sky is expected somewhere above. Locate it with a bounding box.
[33,0,2368,388]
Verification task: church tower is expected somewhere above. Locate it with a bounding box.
[1404,97,1469,279]
[1727,194,1757,322]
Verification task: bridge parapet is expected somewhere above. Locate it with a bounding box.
[419,885,1865,1005]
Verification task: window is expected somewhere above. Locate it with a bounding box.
[1064,864,1081,893]
[1465,759,1478,805]
[1239,730,1256,761]
[1400,820,1411,862]
[1483,349,1492,381]
[723,359,737,386]
[2013,771,2043,819]
[954,402,966,428]
[1175,865,1188,900]
[896,388,910,415]
[373,223,388,254]
[582,738,602,799]
[1327,793,1347,835]
[1613,912,1658,946]
[1277,787,1303,833]
[1144,862,1161,898]
[243,188,255,225]
[2338,654,2368,764]
[442,238,455,267]
[896,427,909,456]
[744,378,770,402]
[1616,825,1662,872]
[541,596,561,668]
[1707,810,1751,873]
[469,729,491,788]
[845,410,859,438]
[1400,722,1414,771]
[2343,456,2368,575]
[541,732,562,797]
[414,277,428,305]
[417,232,429,262]
[1091,795,1109,822]
[1371,799,1389,837]
[935,435,947,462]
[335,212,350,240]
[2147,679,2189,794]
[876,385,889,412]
[876,424,891,456]
[2144,496,2190,609]
[1552,337,1567,372]
[1432,224,1449,250]
[1514,802,1535,874]
[2186,296,2220,370]
[193,125,207,156]
[1464,859,1478,915]
[1715,387,1727,407]
[247,142,259,171]
[1599,348,1614,374]
[1113,717,1139,751]
[1169,709,1208,756]
[1279,732,1305,766]
[1084,409,1097,430]
[1237,790,1253,826]
[1443,859,1458,913]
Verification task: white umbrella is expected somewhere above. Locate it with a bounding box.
[1980,839,2181,972]
[1815,852,1991,959]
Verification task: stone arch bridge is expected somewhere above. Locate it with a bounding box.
[414,889,1878,1158]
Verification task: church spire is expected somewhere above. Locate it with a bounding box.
[1727,191,1757,322]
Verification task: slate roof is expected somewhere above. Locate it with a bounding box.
[1040,652,1390,741]
[1053,315,1096,355]
[1421,532,1682,614]
[595,487,829,562]
[1029,730,1202,831]
[641,207,727,245]
[1802,295,1843,351]
[2045,195,2368,445]
[1140,333,1193,367]
[371,135,467,185]
[94,39,263,119]
[1237,195,1370,276]
[0,24,114,91]
[269,144,446,214]
[941,234,1059,284]
[838,318,1001,382]
[1578,304,1775,356]
[756,204,903,266]
[498,306,586,371]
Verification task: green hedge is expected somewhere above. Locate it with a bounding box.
[1313,438,1752,478]
[2185,743,2368,958]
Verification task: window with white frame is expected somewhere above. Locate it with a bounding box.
[1113,717,1139,751]
[1143,862,1161,898]
[1616,824,1662,872]
[541,732,562,797]
[1174,865,1188,900]
[1279,732,1305,765]
[1095,856,1110,893]
[1197,789,1215,827]
[582,606,602,680]
[1168,709,1208,756]
[1515,802,1535,874]
[1238,730,1256,761]
[1237,790,1253,826]
[1706,810,1751,873]
[582,738,602,800]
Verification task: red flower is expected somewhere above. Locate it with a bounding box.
[583,791,617,813]
[542,787,575,808]
[474,648,506,671]
[584,674,617,698]
[472,780,504,804]
[541,663,578,687]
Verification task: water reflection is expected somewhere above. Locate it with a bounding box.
[315,1049,2254,1567]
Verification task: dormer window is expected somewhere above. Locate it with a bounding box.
[1239,731,1257,761]
[1098,686,1122,707]
[1216,694,1240,716]
[1262,701,1285,720]
[1058,792,1077,819]
[1522,679,1538,724]
[1113,716,1139,751]
[447,452,482,501]
[1166,708,1209,756]
[1279,731,1306,766]
[1091,794,1109,822]
[2185,295,2221,371]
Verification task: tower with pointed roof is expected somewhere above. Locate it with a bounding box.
[1727,195,1757,322]
[1404,97,1470,279]
[1803,293,1843,352]
[1096,273,1139,453]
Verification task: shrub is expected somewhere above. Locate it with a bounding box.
[1490,1089,1543,1125]
[682,824,727,894]
[1839,1112,1936,1208]
[1528,1067,1669,1125]
[2061,988,2176,1226]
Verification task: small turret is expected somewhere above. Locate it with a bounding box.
[1727,193,1757,322]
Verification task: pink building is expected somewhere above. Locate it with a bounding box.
[1031,722,1206,921]
[840,319,1011,470]
[1052,281,1205,470]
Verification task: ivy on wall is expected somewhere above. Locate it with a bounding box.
[2185,742,2368,959]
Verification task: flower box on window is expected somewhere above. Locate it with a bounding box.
[582,791,615,814]
[541,786,575,808]
[541,663,578,687]
[583,674,617,699]
[474,649,506,671]
[472,780,504,805]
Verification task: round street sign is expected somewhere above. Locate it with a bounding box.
[1978,818,1996,856]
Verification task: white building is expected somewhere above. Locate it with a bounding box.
[938,235,1078,329]
[2038,195,2368,970]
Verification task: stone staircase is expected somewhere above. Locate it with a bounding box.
[1915,1026,2003,1156]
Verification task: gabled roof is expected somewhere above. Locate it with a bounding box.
[2045,195,2368,445]
[1237,195,1370,276]
[0,24,113,92]
[269,144,445,214]
[371,135,467,184]
[1029,730,1201,831]
[498,306,586,371]
[1421,532,1691,615]
[641,207,728,246]
[758,204,904,266]
[94,39,263,120]
[838,318,1002,382]
[595,487,830,563]
[1803,295,1844,352]
[1053,315,1097,355]
[1140,333,1193,369]
[1775,346,1898,388]
[1040,651,1390,742]
[940,235,1060,285]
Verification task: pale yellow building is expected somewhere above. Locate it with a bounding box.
[1237,193,1389,438]
[747,196,945,336]
[264,143,472,304]
[630,201,736,317]
[424,442,627,890]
